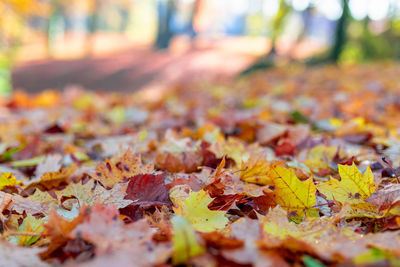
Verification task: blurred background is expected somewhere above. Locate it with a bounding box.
[1,0,400,93]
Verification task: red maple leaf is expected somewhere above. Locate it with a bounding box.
[120,174,172,221]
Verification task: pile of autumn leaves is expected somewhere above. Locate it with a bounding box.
[2,64,400,266]
[1,150,400,266]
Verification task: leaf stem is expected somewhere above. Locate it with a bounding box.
[382,157,400,183]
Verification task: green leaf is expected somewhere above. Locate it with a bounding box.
[302,255,325,267]
[10,156,46,168]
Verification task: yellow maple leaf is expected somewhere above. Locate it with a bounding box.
[317,163,375,204]
[304,145,338,171]
[261,206,364,260]
[0,172,21,190]
[174,189,228,232]
[270,166,317,215]
[240,158,282,185]
[172,215,205,265]
[263,206,301,240]
[211,137,249,165]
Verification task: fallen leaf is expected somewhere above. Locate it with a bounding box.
[317,163,375,204]
[69,203,171,266]
[34,154,62,180]
[11,215,45,246]
[222,217,260,265]
[270,166,317,215]
[240,156,274,185]
[174,189,228,232]
[0,191,45,214]
[25,166,77,191]
[0,172,21,190]
[120,174,171,221]
[94,150,153,188]
[256,123,286,146]
[367,184,400,211]
[0,241,49,266]
[304,145,337,171]
[56,179,133,209]
[172,215,205,265]
[40,206,87,259]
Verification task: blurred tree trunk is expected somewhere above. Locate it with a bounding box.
[239,0,291,76]
[268,0,291,56]
[46,0,64,58]
[187,0,200,40]
[288,6,312,58]
[85,0,100,57]
[154,0,176,50]
[328,0,350,62]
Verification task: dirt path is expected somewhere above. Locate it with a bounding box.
[11,38,262,93]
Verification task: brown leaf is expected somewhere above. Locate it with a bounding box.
[40,206,87,260]
[69,203,171,266]
[366,184,400,211]
[156,151,202,173]
[0,191,45,214]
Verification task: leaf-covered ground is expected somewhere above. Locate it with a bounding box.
[2,64,400,266]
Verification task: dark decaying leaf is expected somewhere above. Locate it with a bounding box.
[120,174,172,220]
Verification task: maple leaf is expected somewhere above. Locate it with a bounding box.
[256,122,287,146]
[260,206,379,261]
[336,202,384,219]
[270,165,317,215]
[210,137,250,165]
[155,130,203,173]
[240,157,282,185]
[10,215,45,246]
[33,154,62,180]
[222,217,261,265]
[120,174,171,220]
[365,184,400,216]
[317,163,375,204]
[155,151,203,173]
[27,189,58,210]
[40,206,87,260]
[304,145,338,171]
[173,189,228,232]
[55,179,133,209]
[367,184,400,211]
[0,191,45,215]
[0,172,21,190]
[25,166,77,191]
[93,150,154,188]
[262,206,303,240]
[172,215,205,265]
[69,203,171,266]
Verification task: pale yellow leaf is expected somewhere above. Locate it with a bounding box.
[173,189,228,232]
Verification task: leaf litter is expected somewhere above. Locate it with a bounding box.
[1,65,400,265]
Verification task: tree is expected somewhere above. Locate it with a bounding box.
[240,0,291,76]
[328,0,350,62]
[154,0,176,50]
